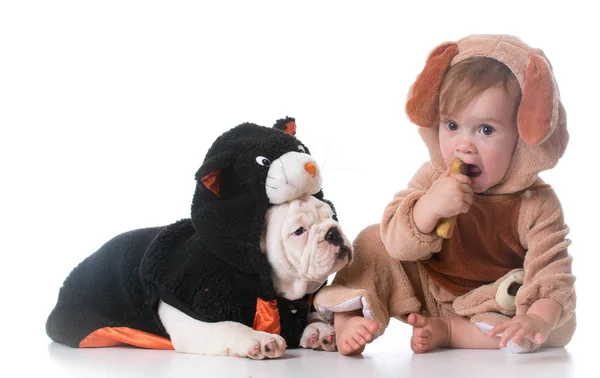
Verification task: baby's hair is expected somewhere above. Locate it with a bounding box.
[439,57,521,121]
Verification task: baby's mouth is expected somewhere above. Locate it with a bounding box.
[466,164,482,178]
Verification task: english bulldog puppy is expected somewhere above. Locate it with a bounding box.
[157,194,353,359]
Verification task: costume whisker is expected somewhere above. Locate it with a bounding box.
[281,161,289,184]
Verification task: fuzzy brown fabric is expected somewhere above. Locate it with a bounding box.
[420,192,526,296]
[405,43,458,129]
[314,34,575,352]
[518,54,556,145]
[408,34,568,195]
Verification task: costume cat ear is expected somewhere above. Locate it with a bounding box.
[405,42,459,128]
[273,116,296,136]
[195,152,236,198]
[517,54,559,145]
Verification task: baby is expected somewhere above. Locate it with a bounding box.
[314,34,576,355]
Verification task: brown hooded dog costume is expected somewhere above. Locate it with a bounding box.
[314,34,575,353]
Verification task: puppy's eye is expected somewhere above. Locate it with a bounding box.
[297,145,306,153]
[293,227,305,236]
[255,156,271,167]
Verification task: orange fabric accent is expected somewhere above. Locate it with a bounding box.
[421,194,526,296]
[201,168,221,197]
[304,162,316,177]
[406,43,459,128]
[284,121,296,136]
[79,327,174,350]
[517,55,555,145]
[253,298,280,334]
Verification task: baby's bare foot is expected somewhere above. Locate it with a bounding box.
[335,316,379,356]
[407,313,450,353]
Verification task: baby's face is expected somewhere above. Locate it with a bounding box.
[438,85,519,193]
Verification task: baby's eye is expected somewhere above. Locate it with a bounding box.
[446,121,459,131]
[297,145,306,153]
[293,227,305,236]
[479,124,495,136]
[255,156,272,167]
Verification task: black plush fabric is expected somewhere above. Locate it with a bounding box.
[46,118,332,349]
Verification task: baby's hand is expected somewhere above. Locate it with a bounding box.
[487,314,551,348]
[423,169,473,219]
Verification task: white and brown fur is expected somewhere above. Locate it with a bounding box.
[158,195,353,359]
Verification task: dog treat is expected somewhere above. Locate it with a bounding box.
[436,158,467,239]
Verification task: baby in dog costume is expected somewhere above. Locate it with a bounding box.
[314,34,576,354]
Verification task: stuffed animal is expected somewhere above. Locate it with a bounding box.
[46,117,353,358]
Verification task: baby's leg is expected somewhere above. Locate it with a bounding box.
[316,224,422,355]
[408,313,500,353]
[334,310,380,356]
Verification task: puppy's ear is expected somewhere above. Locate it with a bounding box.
[273,116,296,136]
[195,152,236,198]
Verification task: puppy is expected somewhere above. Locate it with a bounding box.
[157,194,353,358]
[46,119,347,360]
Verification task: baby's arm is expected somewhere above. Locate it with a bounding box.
[515,187,575,329]
[381,163,442,260]
[489,188,574,347]
[381,162,472,261]
[413,168,472,235]
[489,297,562,347]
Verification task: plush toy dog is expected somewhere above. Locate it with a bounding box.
[46,117,353,359]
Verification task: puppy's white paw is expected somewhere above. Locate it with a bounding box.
[300,322,336,351]
[230,330,287,359]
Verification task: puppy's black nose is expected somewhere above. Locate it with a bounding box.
[325,228,342,246]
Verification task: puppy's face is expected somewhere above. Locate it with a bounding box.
[263,195,353,300]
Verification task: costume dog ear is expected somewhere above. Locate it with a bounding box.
[406,40,559,146]
[406,43,459,128]
[195,152,236,198]
[273,116,296,136]
[517,54,558,146]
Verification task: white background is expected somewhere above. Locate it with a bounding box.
[1,1,598,375]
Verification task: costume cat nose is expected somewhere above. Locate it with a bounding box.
[325,227,342,246]
[304,162,317,177]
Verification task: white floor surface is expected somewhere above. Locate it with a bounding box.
[8,314,595,378]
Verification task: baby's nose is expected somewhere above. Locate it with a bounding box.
[456,138,477,154]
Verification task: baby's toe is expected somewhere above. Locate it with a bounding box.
[415,335,429,345]
[413,327,428,338]
[352,332,367,345]
[358,328,373,342]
